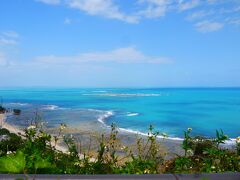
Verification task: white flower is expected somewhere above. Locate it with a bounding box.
[27,125,36,130]
[7,151,12,154]
[187,128,192,132]
[186,149,194,156]
[144,169,150,174]
[121,146,126,150]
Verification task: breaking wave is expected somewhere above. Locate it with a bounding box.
[41,105,67,110]
[126,112,139,117]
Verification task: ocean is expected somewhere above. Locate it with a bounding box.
[0,88,240,139]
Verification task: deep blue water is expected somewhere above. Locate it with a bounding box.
[0,88,240,138]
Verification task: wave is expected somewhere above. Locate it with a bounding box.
[97,111,114,124]
[118,127,183,141]
[119,128,237,145]
[41,105,67,111]
[8,103,29,106]
[83,93,161,97]
[96,110,183,141]
[95,111,237,144]
[126,112,139,117]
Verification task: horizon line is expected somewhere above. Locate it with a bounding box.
[0,86,240,89]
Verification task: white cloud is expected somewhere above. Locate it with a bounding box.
[2,31,19,38]
[33,0,239,32]
[186,10,214,21]
[0,46,172,86]
[195,21,224,32]
[228,18,240,26]
[35,0,61,5]
[0,30,19,45]
[35,47,172,64]
[66,0,139,23]
[137,0,171,18]
[178,0,200,11]
[0,37,17,45]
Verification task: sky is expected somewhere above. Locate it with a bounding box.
[0,0,240,87]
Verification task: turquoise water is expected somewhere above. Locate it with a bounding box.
[0,88,240,139]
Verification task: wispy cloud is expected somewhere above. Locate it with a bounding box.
[178,0,200,11]
[228,18,240,26]
[0,37,17,45]
[34,0,240,32]
[2,31,19,38]
[195,21,224,33]
[136,0,171,18]
[35,47,172,64]
[66,0,139,23]
[186,10,214,21]
[35,0,60,5]
[0,31,19,45]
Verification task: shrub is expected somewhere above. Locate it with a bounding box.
[190,136,216,156]
[0,131,24,156]
[0,123,239,174]
[165,128,240,173]
[0,128,10,135]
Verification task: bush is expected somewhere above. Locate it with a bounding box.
[190,136,216,156]
[0,132,24,156]
[0,128,10,135]
[0,124,239,174]
[165,128,240,173]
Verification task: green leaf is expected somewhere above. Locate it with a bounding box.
[0,151,26,173]
[35,158,53,170]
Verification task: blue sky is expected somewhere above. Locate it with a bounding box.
[0,0,240,87]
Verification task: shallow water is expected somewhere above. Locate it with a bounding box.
[1,87,240,139]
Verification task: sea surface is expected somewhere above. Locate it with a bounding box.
[0,88,240,139]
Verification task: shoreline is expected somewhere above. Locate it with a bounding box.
[0,113,25,135]
[0,113,68,153]
[1,112,183,156]
[1,112,236,158]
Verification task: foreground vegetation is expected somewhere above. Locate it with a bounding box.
[0,122,239,174]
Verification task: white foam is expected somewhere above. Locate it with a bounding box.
[126,112,139,117]
[118,127,183,141]
[42,105,60,110]
[97,111,114,124]
[95,110,183,141]
[8,103,29,106]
